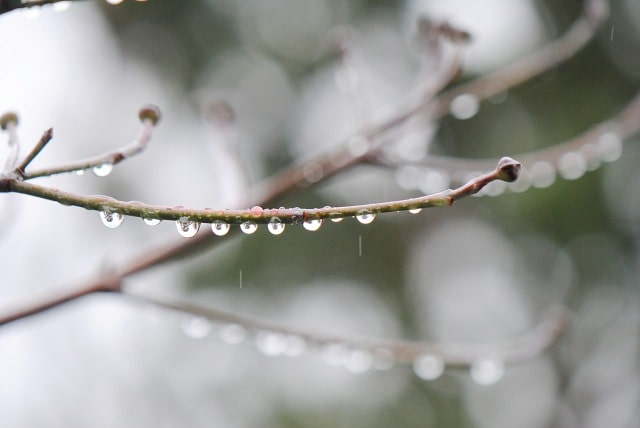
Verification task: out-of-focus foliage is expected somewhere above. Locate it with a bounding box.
[0,1,638,427]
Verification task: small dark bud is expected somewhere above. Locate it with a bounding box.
[496,157,521,182]
[138,104,161,125]
[0,112,19,130]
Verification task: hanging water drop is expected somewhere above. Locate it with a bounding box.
[255,331,288,357]
[143,218,161,226]
[75,169,86,176]
[597,132,623,163]
[240,222,258,234]
[92,163,113,177]
[220,324,247,345]
[409,208,422,214]
[344,349,374,374]
[470,358,504,385]
[558,151,587,180]
[181,316,211,339]
[211,220,230,236]
[530,161,556,189]
[355,210,376,224]
[412,354,445,381]
[450,93,480,120]
[322,343,349,366]
[267,218,286,235]
[331,217,344,223]
[303,218,323,231]
[99,208,124,229]
[176,217,200,238]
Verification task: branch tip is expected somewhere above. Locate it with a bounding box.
[0,112,19,130]
[496,157,521,182]
[138,104,161,125]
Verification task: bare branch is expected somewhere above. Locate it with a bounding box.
[14,127,53,177]
[0,0,88,15]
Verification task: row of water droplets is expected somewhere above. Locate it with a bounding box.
[99,204,383,237]
[178,314,503,384]
[395,130,623,198]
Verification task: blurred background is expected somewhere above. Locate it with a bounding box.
[0,0,639,427]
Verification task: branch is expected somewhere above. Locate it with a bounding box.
[0,0,88,14]
[1,157,520,225]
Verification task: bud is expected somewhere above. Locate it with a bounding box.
[496,157,521,182]
[138,104,161,125]
[0,112,18,130]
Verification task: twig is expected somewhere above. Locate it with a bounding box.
[2,157,520,224]
[0,0,88,14]
[14,128,53,177]
[22,105,160,180]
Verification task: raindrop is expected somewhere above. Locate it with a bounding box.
[322,343,349,366]
[372,348,395,370]
[176,217,200,238]
[283,335,306,357]
[355,210,376,224]
[211,220,230,236]
[558,151,587,180]
[220,324,247,345]
[106,0,124,4]
[267,218,286,235]
[75,169,86,176]
[181,316,211,339]
[412,354,445,381]
[450,93,480,120]
[530,161,556,188]
[470,358,504,385]
[240,222,258,234]
[597,132,623,163]
[302,162,323,184]
[92,163,113,177]
[255,331,287,357]
[143,218,161,226]
[331,217,344,223]
[344,349,374,374]
[53,1,72,11]
[409,208,423,214]
[303,218,323,231]
[580,144,602,171]
[99,208,124,229]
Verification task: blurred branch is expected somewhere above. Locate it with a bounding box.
[0,0,88,15]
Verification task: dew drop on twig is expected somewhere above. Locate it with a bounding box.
[219,324,247,345]
[211,220,230,236]
[267,218,286,235]
[412,354,445,381]
[469,358,504,385]
[181,316,211,339]
[409,208,422,214]
[303,219,323,231]
[558,151,587,180]
[255,331,288,357]
[344,349,374,374]
[143,218,161,226]
[322,343,349,366]
[93,163,113,177]
[355,210,376,224]
[530,161,556,188]
[99,208,124,228]
[331,217,344,223]
[597,132,623,163]
[240,222,258,234]
[176,218,200,238]
[450,93,480,120]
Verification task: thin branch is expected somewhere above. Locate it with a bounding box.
[14,127,53,177]
[22,105,160,180]
[2,157,520,224]
[123,292,570,367]
[0,0,88,14]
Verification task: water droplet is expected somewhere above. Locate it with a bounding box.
[372,348,395,370]
[302,162,323,184]
[267,218,285,235]
[409,208,423,214]
[530,161,556,188]
[303,218,323,231]
[412,354,445,381]
[106,0,124,4]
[99,208,124,228]
[255,331,287,357]
[92,163,113,177]
[53,1,72,11]
[211,220,230,236]
[355,210,376,224]
[240,222,258,234]
[220,324,246,345]
[597,132,623,163]
[176,217,200,238]
[143,218,161,226]
[450,93,480,120]
[283,335,306,357]
[580,144,602,171]
[331,217,344,223]
[322,343,349,366]
[558,151,587,180]
[344,349,374,374]
[508,170,531,193]
[470,358,504,385]
[75,169,86,176]
[181,316,211,339]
